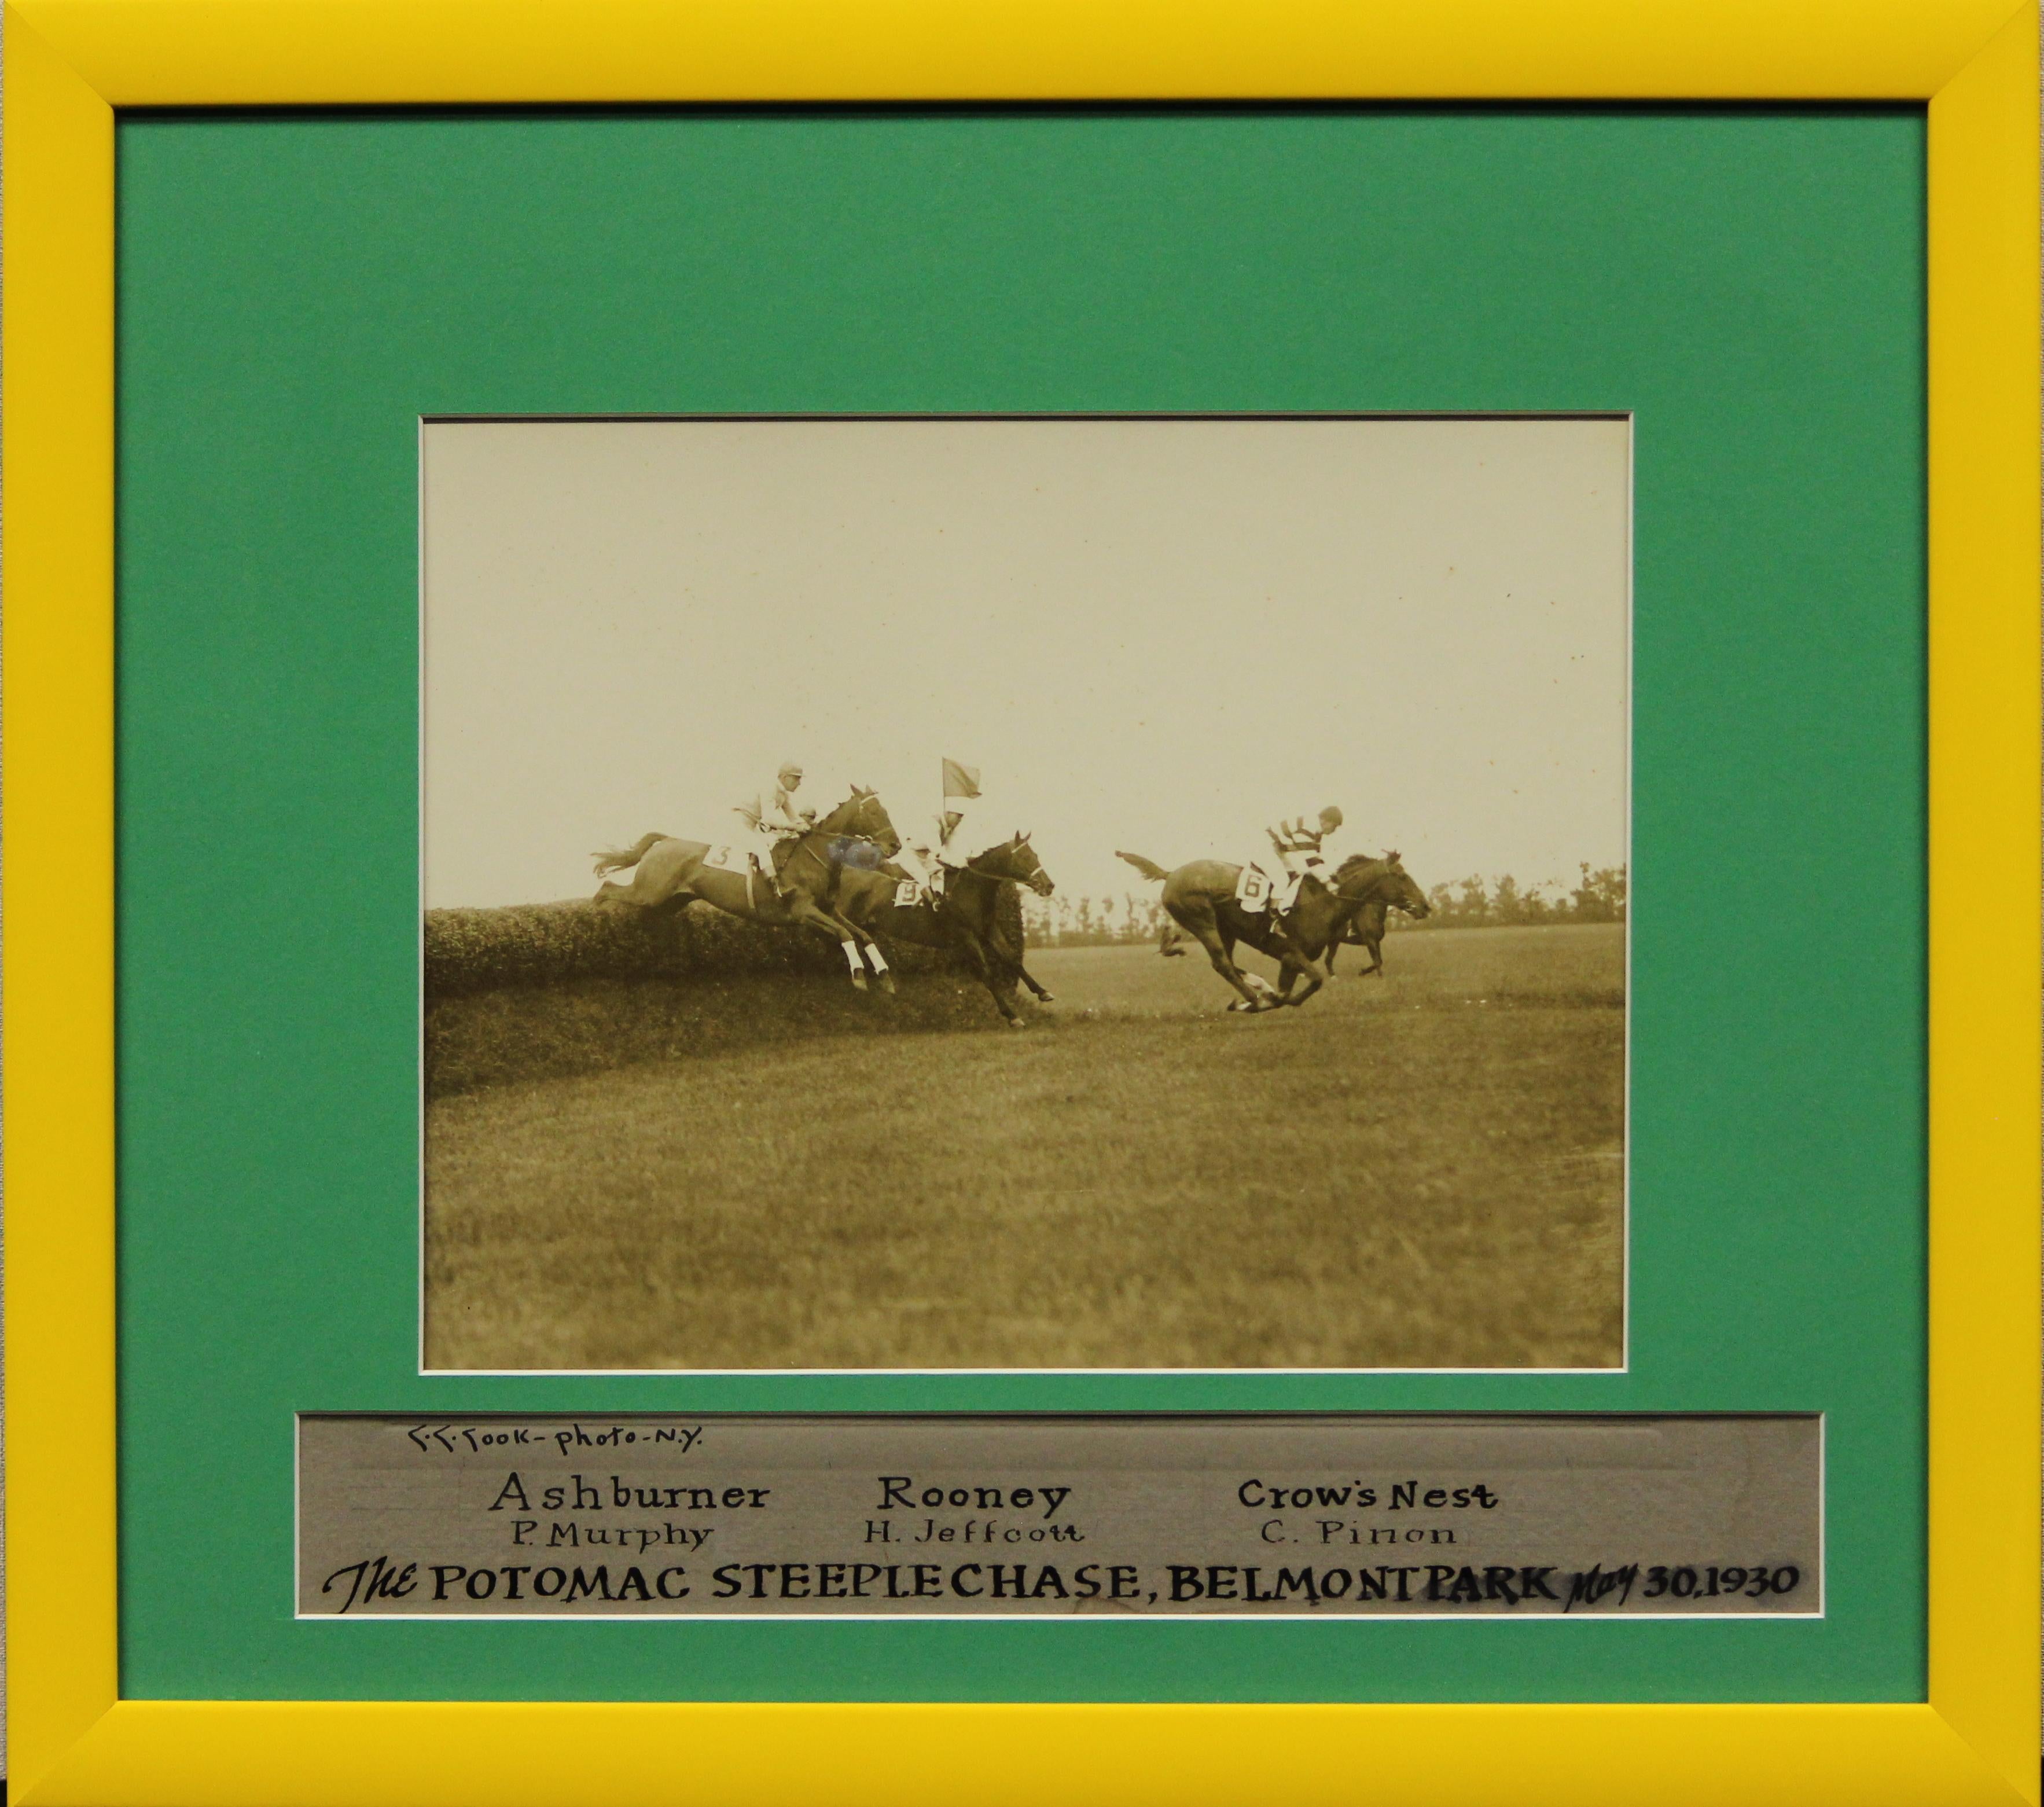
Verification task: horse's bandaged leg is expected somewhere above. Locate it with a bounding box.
[841,941,862,974]
[863,943,889,974]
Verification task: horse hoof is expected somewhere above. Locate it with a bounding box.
[1037,991,1057,1004]
[878,972,899,996]
[851,972,869,991]
[1005,1016,1027,1029]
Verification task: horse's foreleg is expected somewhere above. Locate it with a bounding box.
[1276,938,1330,1006]
[859,936,899,995]
[954,927,1024,1025]
[970,932,1026,1024]
[784,897,875,990]
[985,938,1054,1003]
[828,905,897,995]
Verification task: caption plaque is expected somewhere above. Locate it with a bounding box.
[299,1412,1821,1619]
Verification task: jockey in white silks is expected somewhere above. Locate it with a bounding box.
[1265,805,1344,910]
[896,827,945,899]
[738,761,813,898]
[899,757,981,901]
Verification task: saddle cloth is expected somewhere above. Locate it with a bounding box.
[1236,864,1302,914]
[1235,864,1277,912]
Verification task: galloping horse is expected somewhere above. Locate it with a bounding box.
[1117,849,1430,1011]
[863,833,1057,1026]
[591,788,902,990]
[1325,898,1391,978]
[1324,883,1438,979]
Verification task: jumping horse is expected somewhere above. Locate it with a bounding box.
[592,788,902,990]
[862,833,1057,1026]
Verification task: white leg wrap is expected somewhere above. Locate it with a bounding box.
[841,941,862,973]
[864,944,889,972]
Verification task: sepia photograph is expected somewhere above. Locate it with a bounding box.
[421,415,1629,1372]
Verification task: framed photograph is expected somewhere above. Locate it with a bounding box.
[420,410,1631,1375]
[6,2,2036,1804]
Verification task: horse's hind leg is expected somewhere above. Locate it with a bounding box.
[595,877,664,909]
[1175,904,1270,1011]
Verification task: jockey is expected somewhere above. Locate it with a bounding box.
[1267,805,1344,908]
[938,798,975,859]
[896,829,944,900]
[738,761,814,896]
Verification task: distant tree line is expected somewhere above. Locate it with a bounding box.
[1020,864,1627,947]
[1020,893,1178,948]
[1406,864,1628,931]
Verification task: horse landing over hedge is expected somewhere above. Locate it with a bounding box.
[1116,850,1429,1011]
[865,833,1057,1027]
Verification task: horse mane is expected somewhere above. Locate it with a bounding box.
[817,788,872,826]
[1333,851,1391,880]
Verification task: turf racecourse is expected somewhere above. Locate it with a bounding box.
[424,924,1625,1372]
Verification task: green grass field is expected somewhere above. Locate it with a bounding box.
[424,924,1624,1371]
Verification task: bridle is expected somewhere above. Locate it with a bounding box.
[847,795,895,852]
[961,846,1050,893]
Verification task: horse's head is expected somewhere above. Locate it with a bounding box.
[1336,850,1429,918]
[980,831,1056,897]
[818,785,900,857]
[1378,851,1431,919]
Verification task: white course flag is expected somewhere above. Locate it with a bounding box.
[939,758,981,847]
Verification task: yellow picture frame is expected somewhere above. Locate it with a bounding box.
[5,2,2036,1801]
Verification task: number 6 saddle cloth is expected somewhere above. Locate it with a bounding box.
[1235,863,1304,914]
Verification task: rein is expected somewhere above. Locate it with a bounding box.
[922,854,1027,910]
[1278,865,1391,931]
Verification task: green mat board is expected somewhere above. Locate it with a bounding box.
[116,105,1925,1702]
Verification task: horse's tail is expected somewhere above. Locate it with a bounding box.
[1116,850,1170,883]
[592,832,669,877]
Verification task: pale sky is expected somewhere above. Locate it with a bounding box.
[421,417,1629,909]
